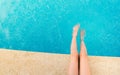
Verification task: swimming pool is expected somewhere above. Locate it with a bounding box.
[0,0,120,56]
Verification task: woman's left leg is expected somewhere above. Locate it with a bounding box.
[68,25,79,75]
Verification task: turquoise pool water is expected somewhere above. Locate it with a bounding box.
[0,0,120,56]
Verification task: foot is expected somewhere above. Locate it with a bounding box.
[80,30,85,41]
[72,24,80,37]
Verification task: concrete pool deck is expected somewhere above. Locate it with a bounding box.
[0,49,120,75]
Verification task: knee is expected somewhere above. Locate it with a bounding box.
[70,53,78,60]
[80,54,87,58]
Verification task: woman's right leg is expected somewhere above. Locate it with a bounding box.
[79,30,91,75]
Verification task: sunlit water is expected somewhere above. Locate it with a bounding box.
[0,0,120,56]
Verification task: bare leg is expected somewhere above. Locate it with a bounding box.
[80,30,91,75]
[68,24,80,75]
